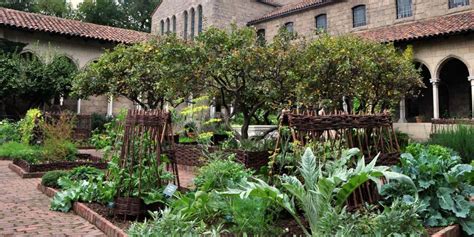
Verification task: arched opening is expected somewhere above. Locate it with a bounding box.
[406,62,433,121]
[197,5,203,34]
[183,11,188,40]
[438,58,471,118]
[190,8,195,40]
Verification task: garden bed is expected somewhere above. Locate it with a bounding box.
[10,154,107,178]
[37,183,128,237]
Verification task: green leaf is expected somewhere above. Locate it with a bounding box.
[437,187,455,212]
[459,217,474,235]
[452,195,471,218]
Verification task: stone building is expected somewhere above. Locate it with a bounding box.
[153,0,474,140]
[0,7,149,117]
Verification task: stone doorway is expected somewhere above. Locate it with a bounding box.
[407,63,433,122]
[438,58,471,118]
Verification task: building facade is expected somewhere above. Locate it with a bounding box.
[0,7,149,117]
[153,0,474,139]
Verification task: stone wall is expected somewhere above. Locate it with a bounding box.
[251,0,474,41]
[152,0,275,36]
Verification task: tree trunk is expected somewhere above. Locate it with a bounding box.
[241,115,251,139]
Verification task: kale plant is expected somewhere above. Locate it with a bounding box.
[382,144,474,234]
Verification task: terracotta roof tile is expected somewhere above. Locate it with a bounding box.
[0,7,151,44]
[249,0,333,24]
[358,11,474,43]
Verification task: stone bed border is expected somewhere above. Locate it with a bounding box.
[37,183,127,237]
[8,163,45,178]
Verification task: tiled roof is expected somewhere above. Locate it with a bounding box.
[0,7,151,44]
[358,11,474,43]
[249,0,333,24]
[256,0,282,7]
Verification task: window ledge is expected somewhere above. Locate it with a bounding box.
[448,5,471,13]
[394,16,415,24]
[351,25,368,32]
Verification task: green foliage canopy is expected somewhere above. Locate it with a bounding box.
[73,35,198,109]
[297,34,423,113]
[195,27,301,138]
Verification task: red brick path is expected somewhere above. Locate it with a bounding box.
[0,160,105,236]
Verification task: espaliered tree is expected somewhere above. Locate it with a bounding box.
[296,34,423,113]
[194,27,301,139]
[72,34,198,110]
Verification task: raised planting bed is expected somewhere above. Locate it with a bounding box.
[9,154,107,178]
[174,144,270,170]
[428,225,460,237]
[37,183,128,237]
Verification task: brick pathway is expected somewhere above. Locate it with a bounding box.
[0,161,105,236]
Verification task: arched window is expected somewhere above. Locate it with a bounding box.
[198,5,203,33]
[352,5,366,27]
[449,0,469,8]
[166,18,170,33]
[396,0,413,18]
[160,20,164,35]
[172,15,176,33]
[284,22,294,33]
[183,11,188,40]
[190,8,195,40]
[315,14,327,31]
[257,29,266,45]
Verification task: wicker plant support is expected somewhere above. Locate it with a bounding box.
[114,109,179,218]
[272,110,401,209]
[174,144,269,170]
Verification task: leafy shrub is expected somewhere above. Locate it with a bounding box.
[67,166,102,181]
[41,112,77,162]
[90,111,125,150]
[0,141,43,163]
[0,120,20,144]
[383,144,474,235]
[395,130,410,150]
[430,125,474,163]
[194,155,253,191]
[220,136,275,152]
[129,157,278,236]
[91,113,111,132]
[18,109,42,145]
[318,199,425,236]
[41,170,69,188]
[43,140,77,162]
[50,172,116,212]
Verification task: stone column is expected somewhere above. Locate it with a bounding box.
[210,97,216,119]
[107,96,114,117]
[430,78,440,119]
[77,99,81,114]
[469,76,474,119]
[398,97,407,123]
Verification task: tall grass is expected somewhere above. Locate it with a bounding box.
[429,125,474,163]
